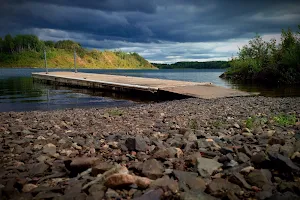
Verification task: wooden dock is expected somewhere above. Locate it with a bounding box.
[32,72,253,100]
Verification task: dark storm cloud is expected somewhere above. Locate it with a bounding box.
[0,0,299,62]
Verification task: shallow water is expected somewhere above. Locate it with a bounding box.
[0,68,299,112]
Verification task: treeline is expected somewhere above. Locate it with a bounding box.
[0,34,85,55]
[152,61,229,69]
[221,25,300,85]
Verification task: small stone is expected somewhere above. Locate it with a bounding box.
[243,128,251,133]
[22,184,38,192]
[37,136,46,140]
[240,166,254,174]
[242,132,253,137]
[105,188,120,199]
[72,143,82,150]
[197,157,222,178]
[224,160,239,168]
[135,176,153,189]
[36,155,50,163]
[25,135,34,139]
[233,123,240,129]
[142,159,164,179]
[268,137,285,145]
[43,143,56,156]
[107,141,119,149]
[58,139,66,144]
[33,144,43,150]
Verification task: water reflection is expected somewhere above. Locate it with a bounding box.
[224,79,300,97]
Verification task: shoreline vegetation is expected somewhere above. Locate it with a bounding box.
[221,25,300,85]
[0,34,155,69]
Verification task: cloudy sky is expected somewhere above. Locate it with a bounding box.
[1,0,300,63]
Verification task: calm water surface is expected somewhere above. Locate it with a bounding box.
[0,68,299,112]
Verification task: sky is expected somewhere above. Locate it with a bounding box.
[0,0,300,63]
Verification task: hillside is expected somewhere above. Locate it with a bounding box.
[152,61,229,69]
[0,34,156,69]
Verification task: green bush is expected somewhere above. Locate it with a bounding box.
[223,25,300,85]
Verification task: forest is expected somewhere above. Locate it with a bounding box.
[152,61,229,69]
[221,25,300,85]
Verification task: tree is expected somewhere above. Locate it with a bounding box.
[4,34,14,53]
[45,41,55,48]
[0,37,3,52]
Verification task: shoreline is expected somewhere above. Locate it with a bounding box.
[1,96,300,199]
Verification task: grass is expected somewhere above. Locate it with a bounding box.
[245,115,268,129]
[245,117,255,129]
[273,113,296,126]
[0,49,156,69]
[189,119,198,131]
[108,109,124,116]
[212,120,223,128]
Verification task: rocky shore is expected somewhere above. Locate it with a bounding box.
[0,96,300,200]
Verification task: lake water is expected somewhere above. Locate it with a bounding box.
[0,68,299,112]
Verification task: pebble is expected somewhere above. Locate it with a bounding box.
[0,97,300,200]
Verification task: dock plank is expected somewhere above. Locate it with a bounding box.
[32,72,253,99]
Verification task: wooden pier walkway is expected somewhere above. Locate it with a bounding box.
[32,72,253,99]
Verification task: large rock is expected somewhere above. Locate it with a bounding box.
[150,176,179,193]
[246,169,272,190]
[173,170,206,191]
[29,163,49,176]
[65,157,99,176]
[268,137,285,145]
[104,173,136,187]
[268,152,300,172]
[206,178,241,198]
[251,151,268,165]
[125,136,148,152]
[142,159,164,179]
[229,172,252,190]
[91,162,114,176]
[153,147,181,160]
[133,189,163,200]
[197,157,222,178]
[266,191,300,200]
[104,173,152,189]
[180,191,218,200]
